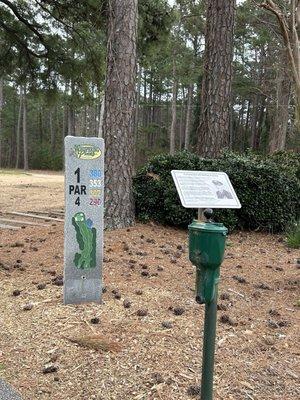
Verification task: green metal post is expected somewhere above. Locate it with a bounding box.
[188,211,227,400]
[200,285,218,400]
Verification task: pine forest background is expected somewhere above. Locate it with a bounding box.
[0,0,299,172]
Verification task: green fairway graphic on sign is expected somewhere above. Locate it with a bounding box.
[72,212,96,269]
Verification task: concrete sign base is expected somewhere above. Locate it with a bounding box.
[0,379,22,400]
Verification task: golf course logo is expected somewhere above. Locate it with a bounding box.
[73,144,101,160]
[72,212,97,269]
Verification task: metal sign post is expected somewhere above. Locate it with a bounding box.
[172,170,241,400]
[63,136,104,305]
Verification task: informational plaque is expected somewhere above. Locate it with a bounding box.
[64,136,104,304]
[171,170,241,209]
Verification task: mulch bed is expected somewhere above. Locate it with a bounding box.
[0,223,299,400]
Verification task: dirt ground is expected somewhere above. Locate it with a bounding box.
[0,171,299,400]
[0,170,64,212]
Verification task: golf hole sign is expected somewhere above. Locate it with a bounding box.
[64,136,104,304]
[171,170,241,209]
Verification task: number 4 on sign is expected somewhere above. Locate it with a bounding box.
[75,197,80,206]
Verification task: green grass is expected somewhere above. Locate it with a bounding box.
[285,221,300,249]
[0,168,27,175]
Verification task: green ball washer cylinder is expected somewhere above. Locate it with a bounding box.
[188,220,228,304]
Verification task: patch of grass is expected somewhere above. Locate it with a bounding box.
[0,363,6,371]
[285,221,300,249]
[0,169,26,175]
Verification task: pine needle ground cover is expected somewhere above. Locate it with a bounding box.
[0,173,299,400]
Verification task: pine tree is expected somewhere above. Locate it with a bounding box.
[103,0,138,229]
[197,0,236,157]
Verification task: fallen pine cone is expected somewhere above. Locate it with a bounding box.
[42,363,58,374]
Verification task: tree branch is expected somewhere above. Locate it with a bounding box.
[0,19,48,58]
[0,0,49,53]
[260,0,300,89]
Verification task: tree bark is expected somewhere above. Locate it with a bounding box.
[22,86,28,171]
[170,56,177,155]
[268,65,291,153]
[103,0,137,229]
[184,83,193,150]
[197,0,236,157]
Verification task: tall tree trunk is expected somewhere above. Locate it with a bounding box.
[197,0,236,157]
[250,93,260,150]
[184,83,193,150]
[50,108,55,155]
[98,94,105,138]
[250,46,266,151]
[0,78,3,168]
[62,103,66,140]
[149,70,153,126]
[67,106,75,135]
[179,88,185,150]
[39,105,44,143]
[83,105,87,135]
[94,102,99,135]
[143,69,147,127]
[68,80,76,135]
[11,100,17,167]
[245,99,251,134]
[15,87,22,169]
[269,65,291,153]
[170,56,177,155]
[237,100,246,151]
[103,0,137,229]
[135,65,141,142]
[22,86,28,171]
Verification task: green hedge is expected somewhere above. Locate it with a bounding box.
[267,151,300,181]
[133,151,300,232]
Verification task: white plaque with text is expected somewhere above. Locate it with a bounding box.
[171,170,241,209]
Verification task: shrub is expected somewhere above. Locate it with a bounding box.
[285,220,300,249]
[267,151,300,181]
[133,151,300,232]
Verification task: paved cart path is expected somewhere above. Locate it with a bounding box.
[0,379,22,399]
